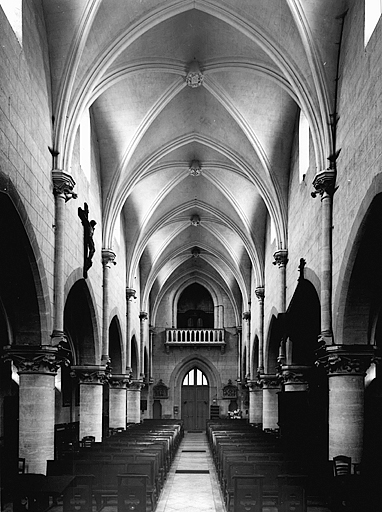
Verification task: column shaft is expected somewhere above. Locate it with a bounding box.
[19,372,55,473]
[126,382,142,423]
[248,385,263,426]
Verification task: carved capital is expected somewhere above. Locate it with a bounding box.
[126,288,137,301]
[247,379,263,391]
[242,311,251,321]
[316,345,380,376]
[311,168,336,198]
[52,169,77,202]
[259,374,281,389]
[109,374,131,388]
[128,379,144,391]
[273,249,288,268]
[139,311,148,321]
[3,345,62,375]
[280,365,311,386]
[102,249,116,268]
[71,365,108,384]
[255,286,265,302]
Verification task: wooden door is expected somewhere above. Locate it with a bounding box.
[181,368,209,430]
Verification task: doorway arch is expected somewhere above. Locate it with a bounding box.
[181,367,209,430]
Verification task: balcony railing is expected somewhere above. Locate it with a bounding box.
[165,328,225,353]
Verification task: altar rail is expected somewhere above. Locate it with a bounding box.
[165,328,225,352]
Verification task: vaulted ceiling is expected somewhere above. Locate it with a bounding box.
[43,0,345,315]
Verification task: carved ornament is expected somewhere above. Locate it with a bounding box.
[242,311,251,321]
[273,249,288,267]
[153,379,169,399]
[311,168,336,198]
[139,311,148,321]
[189,160,201,176]
[185,60,204,88]
[222,379,238,399]
[109,374,131,388]
[126,288,137,301]
[52,169,77,202]
[247,379,263,391]
[255,286,265,302]
[259,374,280,389]
[191,214,200,226]
[316,345,380,376]
[3,345,62,374]
[128,379,145,391]
[71,365,108,384]
[102,249,116,268]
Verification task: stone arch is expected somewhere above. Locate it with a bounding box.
[63,277,100,365]
[264,308,281,374]
[285,278,321,366]
[172,280,220,328]
[251,334,260,378]
[334,174,382,344]
[0,174,51,346]
[169,354,222,416]
[109,315,123,374]
[130,335,139,379]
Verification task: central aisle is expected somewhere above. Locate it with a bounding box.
[156,431,225,512]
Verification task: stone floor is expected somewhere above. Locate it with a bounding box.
[155,431,225,512]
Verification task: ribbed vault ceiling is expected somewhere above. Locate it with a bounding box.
[43,0,345,316]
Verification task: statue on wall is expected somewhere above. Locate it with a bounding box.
[78,202,96,278]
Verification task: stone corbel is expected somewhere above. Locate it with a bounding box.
[52,169,77,202]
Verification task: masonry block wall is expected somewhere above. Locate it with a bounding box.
[150,328,239,420]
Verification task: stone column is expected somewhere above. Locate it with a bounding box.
[109,375,129,429]
[317,345,378,466]
[101,249,116,364]
[51,170,77,347]
[312,169,336,345]
[261,375,280,431]
[255,286,265,375]
[126,288,136,374]
[72,365,107,442]
[248,380,263,426]
[126,380,143,424]
[273,250,288,313]
[139,311,148,378]
[3,346,60,474]
[242,311,251,379]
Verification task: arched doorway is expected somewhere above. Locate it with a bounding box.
[181,367,209,430]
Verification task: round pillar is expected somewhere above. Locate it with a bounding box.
[261,375,280,431]
[73,366,107,442]
[3,346,60,474]
[109,375,129,429]
[101,249,116,363]
[126,288,136,373]
[318,345,378,467]
[126,380,143,424]
[248,381,263,426]
[51,170,77,346]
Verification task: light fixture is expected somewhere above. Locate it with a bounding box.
[186,59,204,88]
